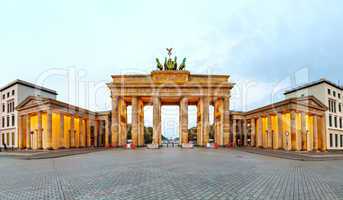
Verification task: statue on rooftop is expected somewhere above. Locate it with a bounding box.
[155,48,186,71]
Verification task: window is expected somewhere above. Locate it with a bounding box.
[335,134,338,147]
[1,117,4,128]
[329,99,337,113]
[11,115,15,126]
[6,116,9,127]
[11,90,14,96]
[340,117,343,129]
[7,101,14,113]
[339,103,342,112]
[341,135,343,147]
[6,92,9,98]
[329,115,332,127]
[339,93,341,99]
[328,89,331,95]
[330,133,333,147]
[333,91,336,97]
[334,116,338,128]
[2,104,4,112]
[11,132,14,146]
[2,94,4,99]
[334,101,337,113]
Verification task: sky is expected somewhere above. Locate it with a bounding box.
[1,0,343,138]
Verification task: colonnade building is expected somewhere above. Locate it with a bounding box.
[15,70,328,151]
[0,80,57,148]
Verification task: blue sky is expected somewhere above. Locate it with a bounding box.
[1,0,343,138]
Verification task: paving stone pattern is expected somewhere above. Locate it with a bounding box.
[0,148,342,200]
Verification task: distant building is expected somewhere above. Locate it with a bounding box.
[0,80,57,148]
[285,79,343,150]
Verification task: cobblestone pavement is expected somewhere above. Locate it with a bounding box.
[0,148,343,200]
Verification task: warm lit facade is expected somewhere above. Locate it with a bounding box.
[242,97,327,151]
[16,96,110,150]
[285,79,343,150]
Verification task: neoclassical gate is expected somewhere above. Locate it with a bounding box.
[107,70,234,147]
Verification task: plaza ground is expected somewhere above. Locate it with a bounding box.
[0,149,343,200]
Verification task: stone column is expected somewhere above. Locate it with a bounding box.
[94,120,99,147]
[267,114,272,148]
[197,100,202,146]
[59,113,64,149]
[74,115,79,148]
[214,98,224,146]
[46,109,53,150]
[198,97,209,146]
[243,119,247,146]
[153,96,161,145]
[232,119,237,147]
[79,115,85,147]
[118,97,127,146]
[105,119,109,147]
[257,115,263,148]
[290,111,297,151]
[26,114,31,149]
[138,99,145,147]
[87,118,91,147]
[180,97,188,145]
[306,126,313,151]
[320,116,327,151]
[300,112,306,151]
[223,97,230,146]
[250,118,256,147]
[277,112,283,150]
[70,115,75,148]
[18,115,23,149]
[131,97,139,146]
[313,115,318,151]
[111,96,119,147]
[37,112,43,149]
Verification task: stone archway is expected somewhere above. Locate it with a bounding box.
[107,70,233,147]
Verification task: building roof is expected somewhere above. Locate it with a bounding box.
[284,78,342,95]
[16,96,95,115]
[0,79,58,95]
[244,96,328,117]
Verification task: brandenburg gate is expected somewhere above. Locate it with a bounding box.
[107,51,234,147]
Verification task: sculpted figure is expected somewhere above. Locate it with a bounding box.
[156,58,163,70]
[179,58,186,70]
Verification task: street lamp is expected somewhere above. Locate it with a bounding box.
[285,131,289,150]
